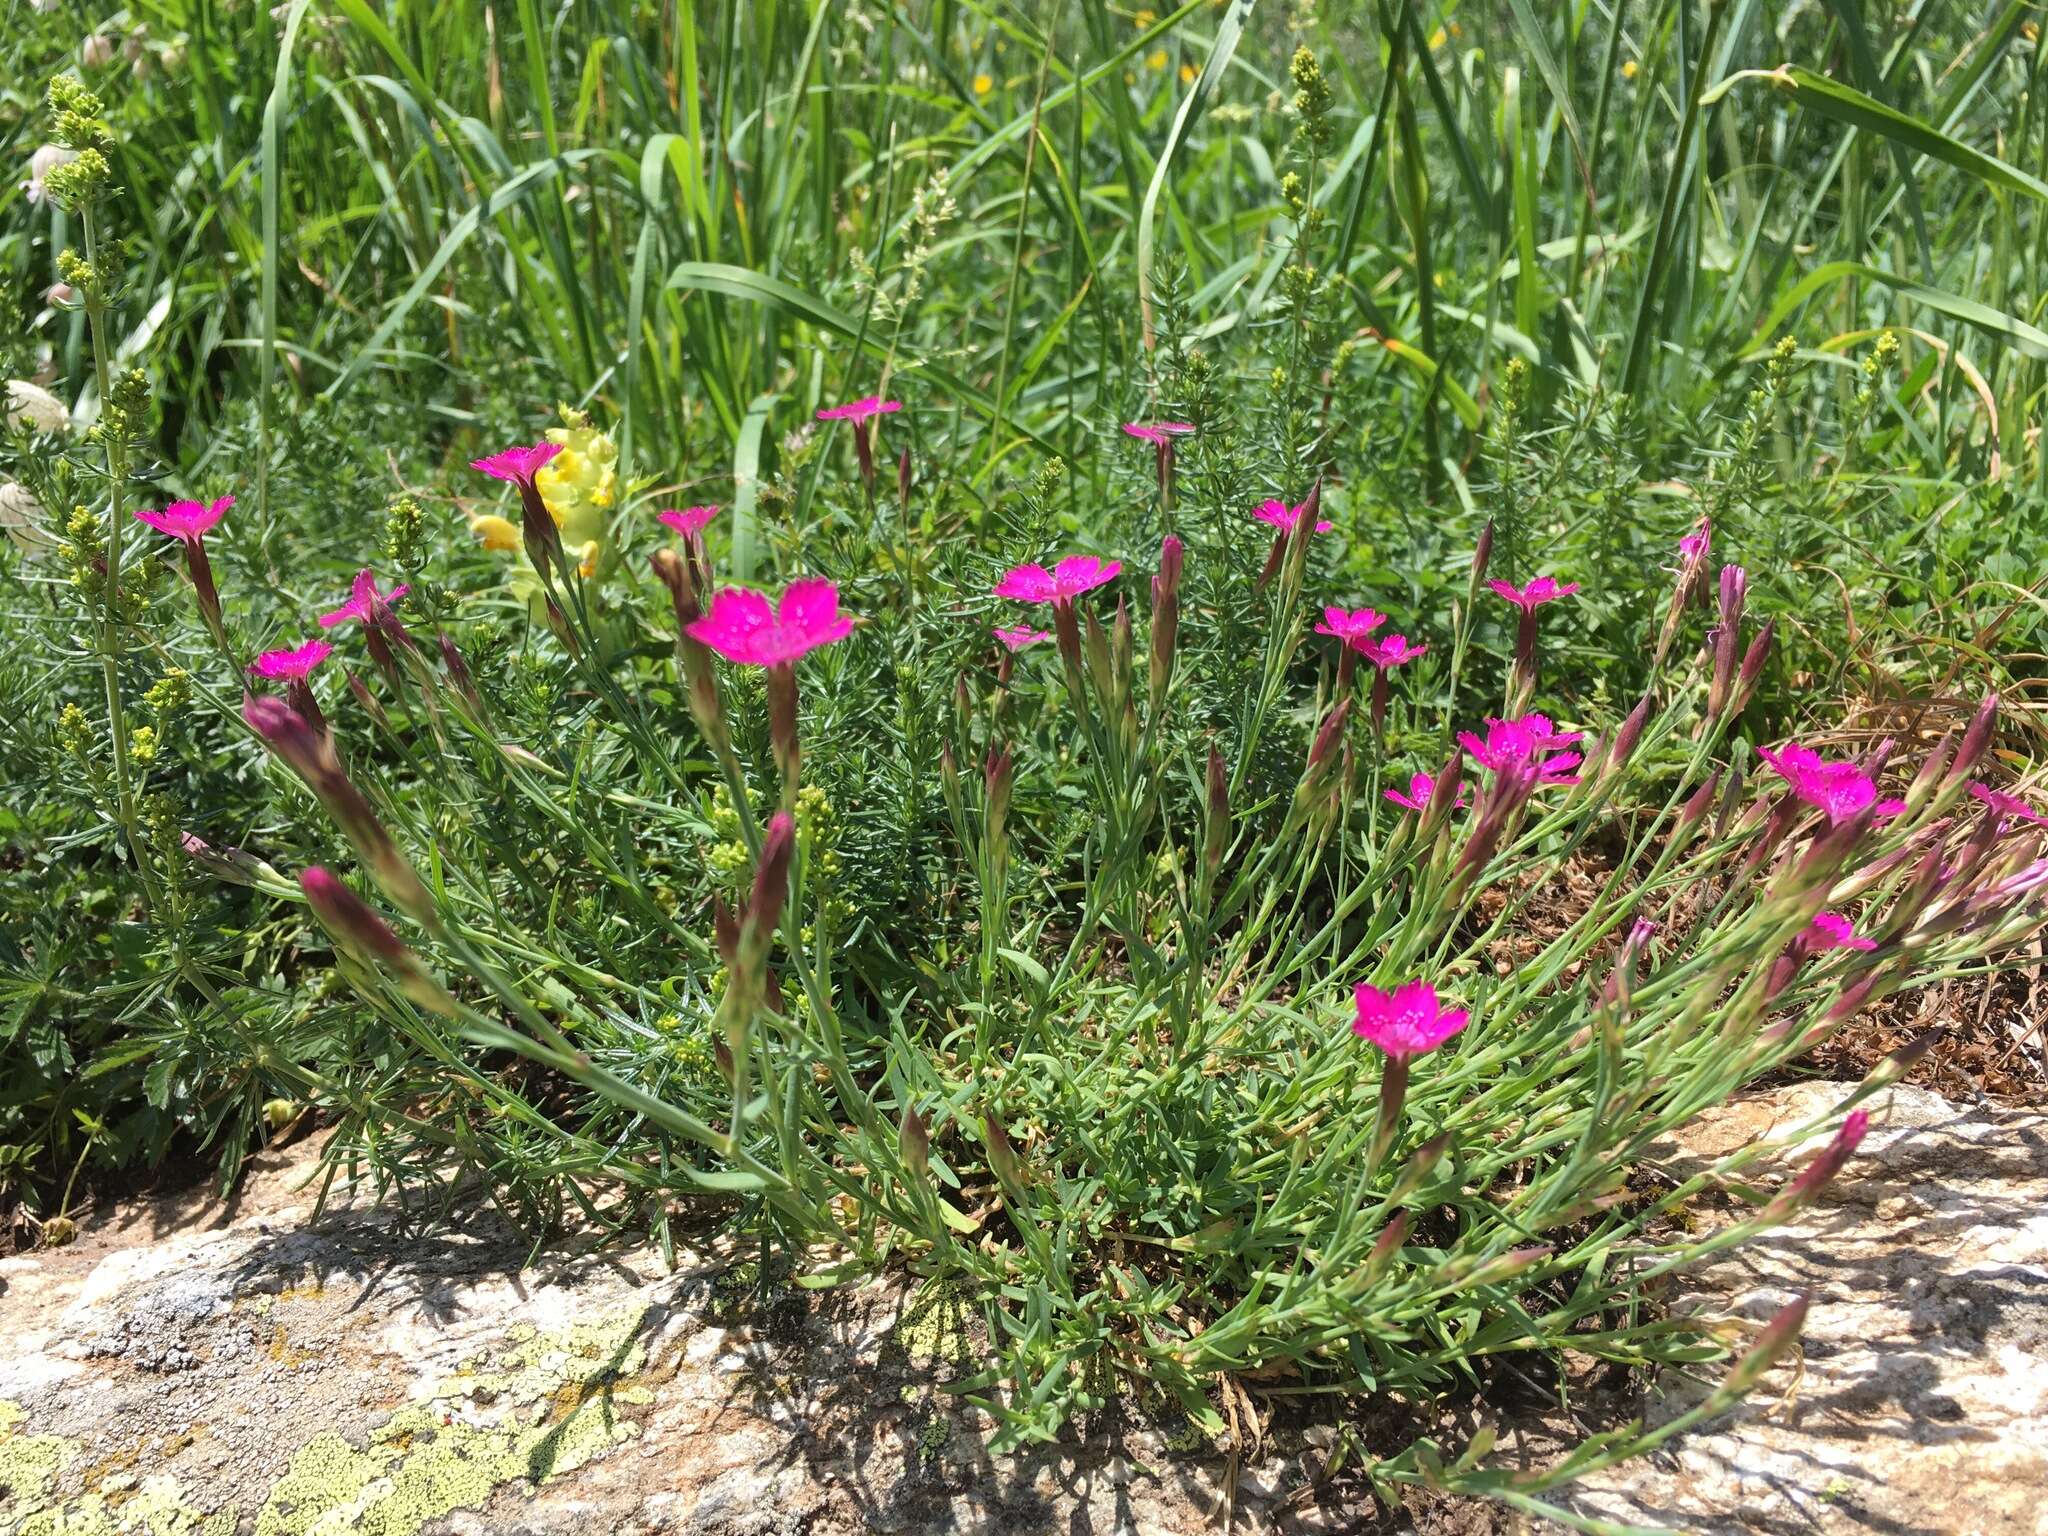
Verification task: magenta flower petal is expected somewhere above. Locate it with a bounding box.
[1254,498,1334,535]
[1969,781,2047,827]
[135,495,232,543]
[1361,633,1428,669]
[992,563,1057,603]
[686,580,852,667]
[1462,714,1582,779]
[995,556,1120,605]
[1052,555,1120,595]
[817,396,903,423]
[1121,421,1195,447]
[1314,606,1386,640]
[1807,912,1878,951]
[470,442,563,487]
[1385,772,1469,813]
[1488,576,1580,613]
[318,568,409,630]
[1351,979,1470,1061]
[1761,739,1881,825]
[248,638,334,681]
[658,505,720,537]
[993,625,1053,652]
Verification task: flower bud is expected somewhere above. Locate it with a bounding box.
[1150,535,1183,716]
[299,866,456,1016]
[1605,694,1652,777]
[1732,620,1774,715]
[1203,742,1229,880]
[1904,733,1953,816]
[899,1104,930,1180]
[1466,520,1494,606]
[180,831,281,888]
[245,695,434,926]
[1764,1109,1868,1220]
[1947,693,2000,787]
[738,812,795,976]
[983,1114,1025,1192]
[1364,1211,1409,1281]
[1720,1295,1809,1397]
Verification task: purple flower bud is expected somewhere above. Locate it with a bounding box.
[299,866,456,1016]
[738,813,795,976]
[1732,619,1774,714]
[1947,693,2000,786]
[899,1104,930,1180]
[1723,1294,1810,1395]
[245,695,434,926]
[1203,743,1229,879]
[1606,694,1652,776]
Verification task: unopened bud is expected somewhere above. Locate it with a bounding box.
[899,1104,930,1179]
[1947,693,2000,786]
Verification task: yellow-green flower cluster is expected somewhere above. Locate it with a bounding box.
[470,406,618,611]
[534,405,618,578]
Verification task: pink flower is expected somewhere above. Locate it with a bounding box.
[1351,979,1470,1061]
[248,638,334,681]
[135,495,231,544]
[658,506,719,538]
[318,569,410,630]
[817,397,902,423]
[1253,497,1333,535]
[686,579,854,667]
[1385,772,1469,813]
[1360,633,1428,669]
[469,442,563,487]
[993,556,1122,605]
[1458,713,1584,782]
[1969,782,2047,827]
[1121,421,1194,447]
[1758,742,1878,825]
[1806,912,1877,952]
[1488,576,1580,613]
[993,625,1052,652]
[1314,606,1385,641]
[1678,518,1710,563]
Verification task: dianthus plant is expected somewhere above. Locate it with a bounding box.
[188,420,2038,1522]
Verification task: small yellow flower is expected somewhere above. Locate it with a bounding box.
[1428,26,1447,48]
[1621,58,1638,79]
[1134,7,1157,26]
[1146,47,1168,70]
[469,514,520,553]
[1180,63,1197,84]
[973,72,993,96]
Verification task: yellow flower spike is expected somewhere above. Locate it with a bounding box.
[1146,47,1167,70]
[1180,63,1196,84]
[1428,26,1447,48]
[973,72,993,96]
[534,404,618,561]
[1622,58,1638,79]
[1134,7,1156,26]
[469,514,520,553]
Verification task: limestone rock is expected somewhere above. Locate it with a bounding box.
[1559,1082,2048,1536]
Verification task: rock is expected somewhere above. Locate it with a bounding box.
[1558,1082,2048,1536]
[4,1087,2042,1536]
[3,378,68,432]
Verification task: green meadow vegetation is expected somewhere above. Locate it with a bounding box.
[3,0,2046,1515]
